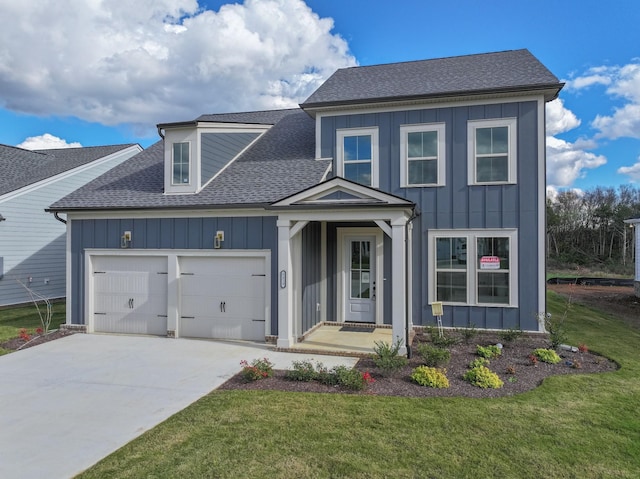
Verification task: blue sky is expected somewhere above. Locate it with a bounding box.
[1,0,639,193]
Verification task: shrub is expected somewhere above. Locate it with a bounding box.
[316,363,339,386]
[416,343,451,367]
[498,328,524,343]
[476,344,502,359]
[425,326,460,347]
[284,360,317,382]
[533,348,561,364]
[240,358,274,382]
[469,357,490,369]
[578,343,589,353]
[545,310,569,349]
[332,365,370,391]
[463,366,504,389]
[410,366,449,388]
[373,339,408,376]
[456,324,478,344]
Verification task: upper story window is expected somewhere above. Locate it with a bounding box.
[400,123,445,187]
[172,142,190,185]
[467,118,517,185]
[337,127,379,187]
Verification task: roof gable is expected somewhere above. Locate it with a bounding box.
[301,49,563,110]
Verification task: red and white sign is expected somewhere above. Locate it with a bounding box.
[480,256,501,270]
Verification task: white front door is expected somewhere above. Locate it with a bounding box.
[344,236,376,323]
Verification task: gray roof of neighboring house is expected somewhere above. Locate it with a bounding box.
[50,109,330,211]
[0,143,138,196]
[301,49,563,108]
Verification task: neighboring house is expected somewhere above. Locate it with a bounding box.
[0,143,142,306]
[49,49,563,353]
[624,218,640,297]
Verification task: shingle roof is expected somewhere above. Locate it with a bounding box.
[301,49,562,108]
[0,144,138,196]
[50,109,330,211]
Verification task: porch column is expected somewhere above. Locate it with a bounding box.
[277,219,294,348]
[391,220,407,355]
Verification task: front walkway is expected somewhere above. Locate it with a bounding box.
[0,334,357,479]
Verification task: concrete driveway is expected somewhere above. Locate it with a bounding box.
[0,334,357,479]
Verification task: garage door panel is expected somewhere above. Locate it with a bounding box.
[181,296,263,319]
[180,316,264,341]
[180,275,261,298]
[94,312,168,336]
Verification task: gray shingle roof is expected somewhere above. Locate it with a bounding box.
[301,49,562,108]
[0,143,138,196]
[50,109,330,211]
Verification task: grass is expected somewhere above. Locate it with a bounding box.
[77,291,640,479]
[0,302,66,355]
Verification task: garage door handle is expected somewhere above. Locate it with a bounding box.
[252,319,265,322]
[128,298,134,309]
[220,301,226,312]
[252,274,266,277]
[181,316,195,319]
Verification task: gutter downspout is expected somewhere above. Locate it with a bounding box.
[53,212,67,225]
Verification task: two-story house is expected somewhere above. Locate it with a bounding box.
[48,49,563,353]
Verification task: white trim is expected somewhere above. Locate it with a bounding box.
[337,227,384,325]
[170,141,191,187]
[400,123,446,187]
[336,127,379,188]
[427,229,519,308]
[374,220,392,238]
[467,118,517,185]
[0,145,142,204]
[289,220,309,239]
[320,221,328,322]
[537,98,546,329]
[65,208,274,220]
[310,93,551,120]
[84,248,271,337]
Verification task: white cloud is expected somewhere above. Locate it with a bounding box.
[0,0,355,129]
[618,156,640,182]
[546,136,607,188]
[546,98,580,135]
[17,134,82,150]
[564,73,611,91]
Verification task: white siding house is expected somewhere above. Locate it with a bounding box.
[0,144,142,306]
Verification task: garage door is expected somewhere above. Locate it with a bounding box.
[179,256,266,341]
[92,256,168,335]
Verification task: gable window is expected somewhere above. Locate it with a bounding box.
[429,229,518,307]
[400,123,445,187]
[467,118,517,185]
[337,127,379,187]
[172,142,190,185]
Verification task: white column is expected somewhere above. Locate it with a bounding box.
[277,219,294,348]
[391,221,407,355]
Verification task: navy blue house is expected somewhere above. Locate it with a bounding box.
[49,49,563,353]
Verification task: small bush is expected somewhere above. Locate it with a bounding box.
[505,365,516,375]
[373,338,408,376]
[426,326,460,347]
[410,366,449,388]
[240,358,274,382]
[456,324,478,344]
[578,343,589,353]
[469,357,490,369]
[533,348,561,364]
[463,366,504,389]
[545,311,569,349]
[476,344,502,359]
[316,363,339,386]
[284,360,317,382]
[332,365,371,391]
[416,343,451,367]
[498,328,524,343]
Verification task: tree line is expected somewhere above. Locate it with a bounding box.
[546,185,640,272]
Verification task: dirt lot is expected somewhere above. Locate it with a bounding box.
[547,282,640,329]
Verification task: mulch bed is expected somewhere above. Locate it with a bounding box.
[218,332,618,398]
[0,329,75,352]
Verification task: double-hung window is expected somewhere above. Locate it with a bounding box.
[172,142,190,185]
[337,128,379,187]
[429,229,518,307]
[468,118,517,185]
[400,123,445,187]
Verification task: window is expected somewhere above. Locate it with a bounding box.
[467,118,517,185]
[337,128,379,187]
[400,123,445,187]
[172,142,190,185]
[429,230,518,307]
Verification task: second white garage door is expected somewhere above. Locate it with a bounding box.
[179,256,267,341]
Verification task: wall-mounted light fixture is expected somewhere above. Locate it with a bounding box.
[121,231,132,248]
[0,214,6,222]
[214,230,224,249]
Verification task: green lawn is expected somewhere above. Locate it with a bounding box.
[0,302,66,355]
[77,292,640,479]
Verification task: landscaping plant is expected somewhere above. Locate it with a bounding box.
[476,344,502,359]
[463,365,504,389]
[410,366,449,388]
[532,348,561,364]
[284,360,317,382]
[239,358,274,382]
[416,343,451,367]
[498,328,524,343]
[372,338,408,376]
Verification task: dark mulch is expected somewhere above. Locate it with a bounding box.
[0,329,75,352]
[218,332,617,398]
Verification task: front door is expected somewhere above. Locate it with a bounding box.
[345,236,376,323]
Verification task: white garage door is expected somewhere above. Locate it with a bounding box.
[92,256,168,335]
[179,256,266,341]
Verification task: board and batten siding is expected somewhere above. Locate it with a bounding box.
[69,216,278,332]
[0,146,140,306]
[321,101,541,330]
[200,132,259,185]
